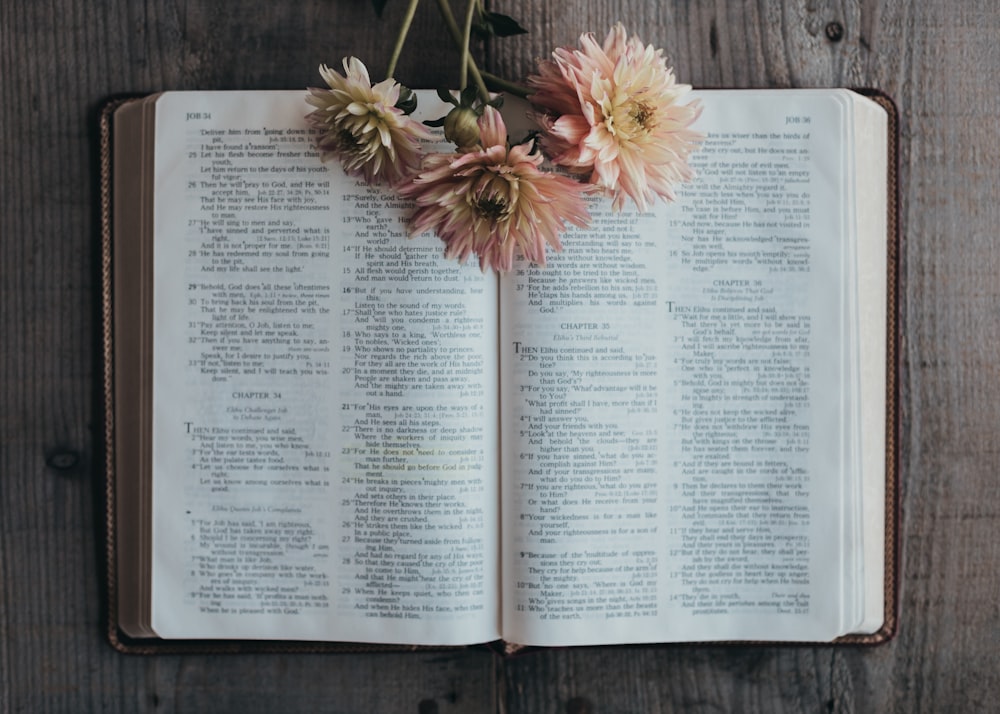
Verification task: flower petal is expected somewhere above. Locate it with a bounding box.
[306,57,432,186]
[526,25,704,210]
[398,118,591,273]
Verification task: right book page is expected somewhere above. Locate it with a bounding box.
[499,89,887,646]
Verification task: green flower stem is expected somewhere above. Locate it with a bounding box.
[481,71,530,99]
[433,0,490,102]
[386,0,421,79]
[459,0,476,90]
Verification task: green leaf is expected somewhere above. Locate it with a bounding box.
[395,86,417,115]
[423,117,447,127]
[371,0,389,17]
[436,88,459,106]
[460,85,479,108]
[473,11,528,38]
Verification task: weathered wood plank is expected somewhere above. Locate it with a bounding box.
[487,0,1000,712]
[0,1,498,712]
[4,0,1000,711]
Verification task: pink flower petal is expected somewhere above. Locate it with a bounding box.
[398,116,592,273]
[526,25,704,211]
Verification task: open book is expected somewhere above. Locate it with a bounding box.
[101,88,898,652]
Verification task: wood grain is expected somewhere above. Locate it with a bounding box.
[3,0,1000,711]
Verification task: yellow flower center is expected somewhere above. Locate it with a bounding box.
[473,195,509,221]
[604,96,657,143]
[334,127,383,171]
[337,128,363,151]
[470,174,515,222]
[629,101,656,131]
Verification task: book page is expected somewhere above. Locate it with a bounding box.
[500,90,859,645]
[150,91,499,644]
[851,94,889,632]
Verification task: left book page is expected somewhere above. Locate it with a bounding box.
[133,91,499,645]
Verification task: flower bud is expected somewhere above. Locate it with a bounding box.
[443,106,481,150]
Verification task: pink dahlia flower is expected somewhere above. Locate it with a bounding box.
[306,58,432,185]
[399,106,591,273]
[527,24,703,211]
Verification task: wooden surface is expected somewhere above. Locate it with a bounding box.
[2,0,998,711]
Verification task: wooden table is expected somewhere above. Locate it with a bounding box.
[3,1,997,711]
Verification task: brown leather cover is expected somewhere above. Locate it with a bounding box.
[99,90,901,653]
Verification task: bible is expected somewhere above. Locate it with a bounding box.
[101,87,898,652]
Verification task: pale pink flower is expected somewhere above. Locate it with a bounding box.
[528,24,703,211]
[306,58,432,185]
[399,107,591,272]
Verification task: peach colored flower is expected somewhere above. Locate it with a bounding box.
[399,107,591,272]
[527,24,703,211]
[306,58,432,185]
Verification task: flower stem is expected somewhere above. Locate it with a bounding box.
[386,0,421,79]
[482,71,530,99]
[459,0,476,90]
[434,0,490,102]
